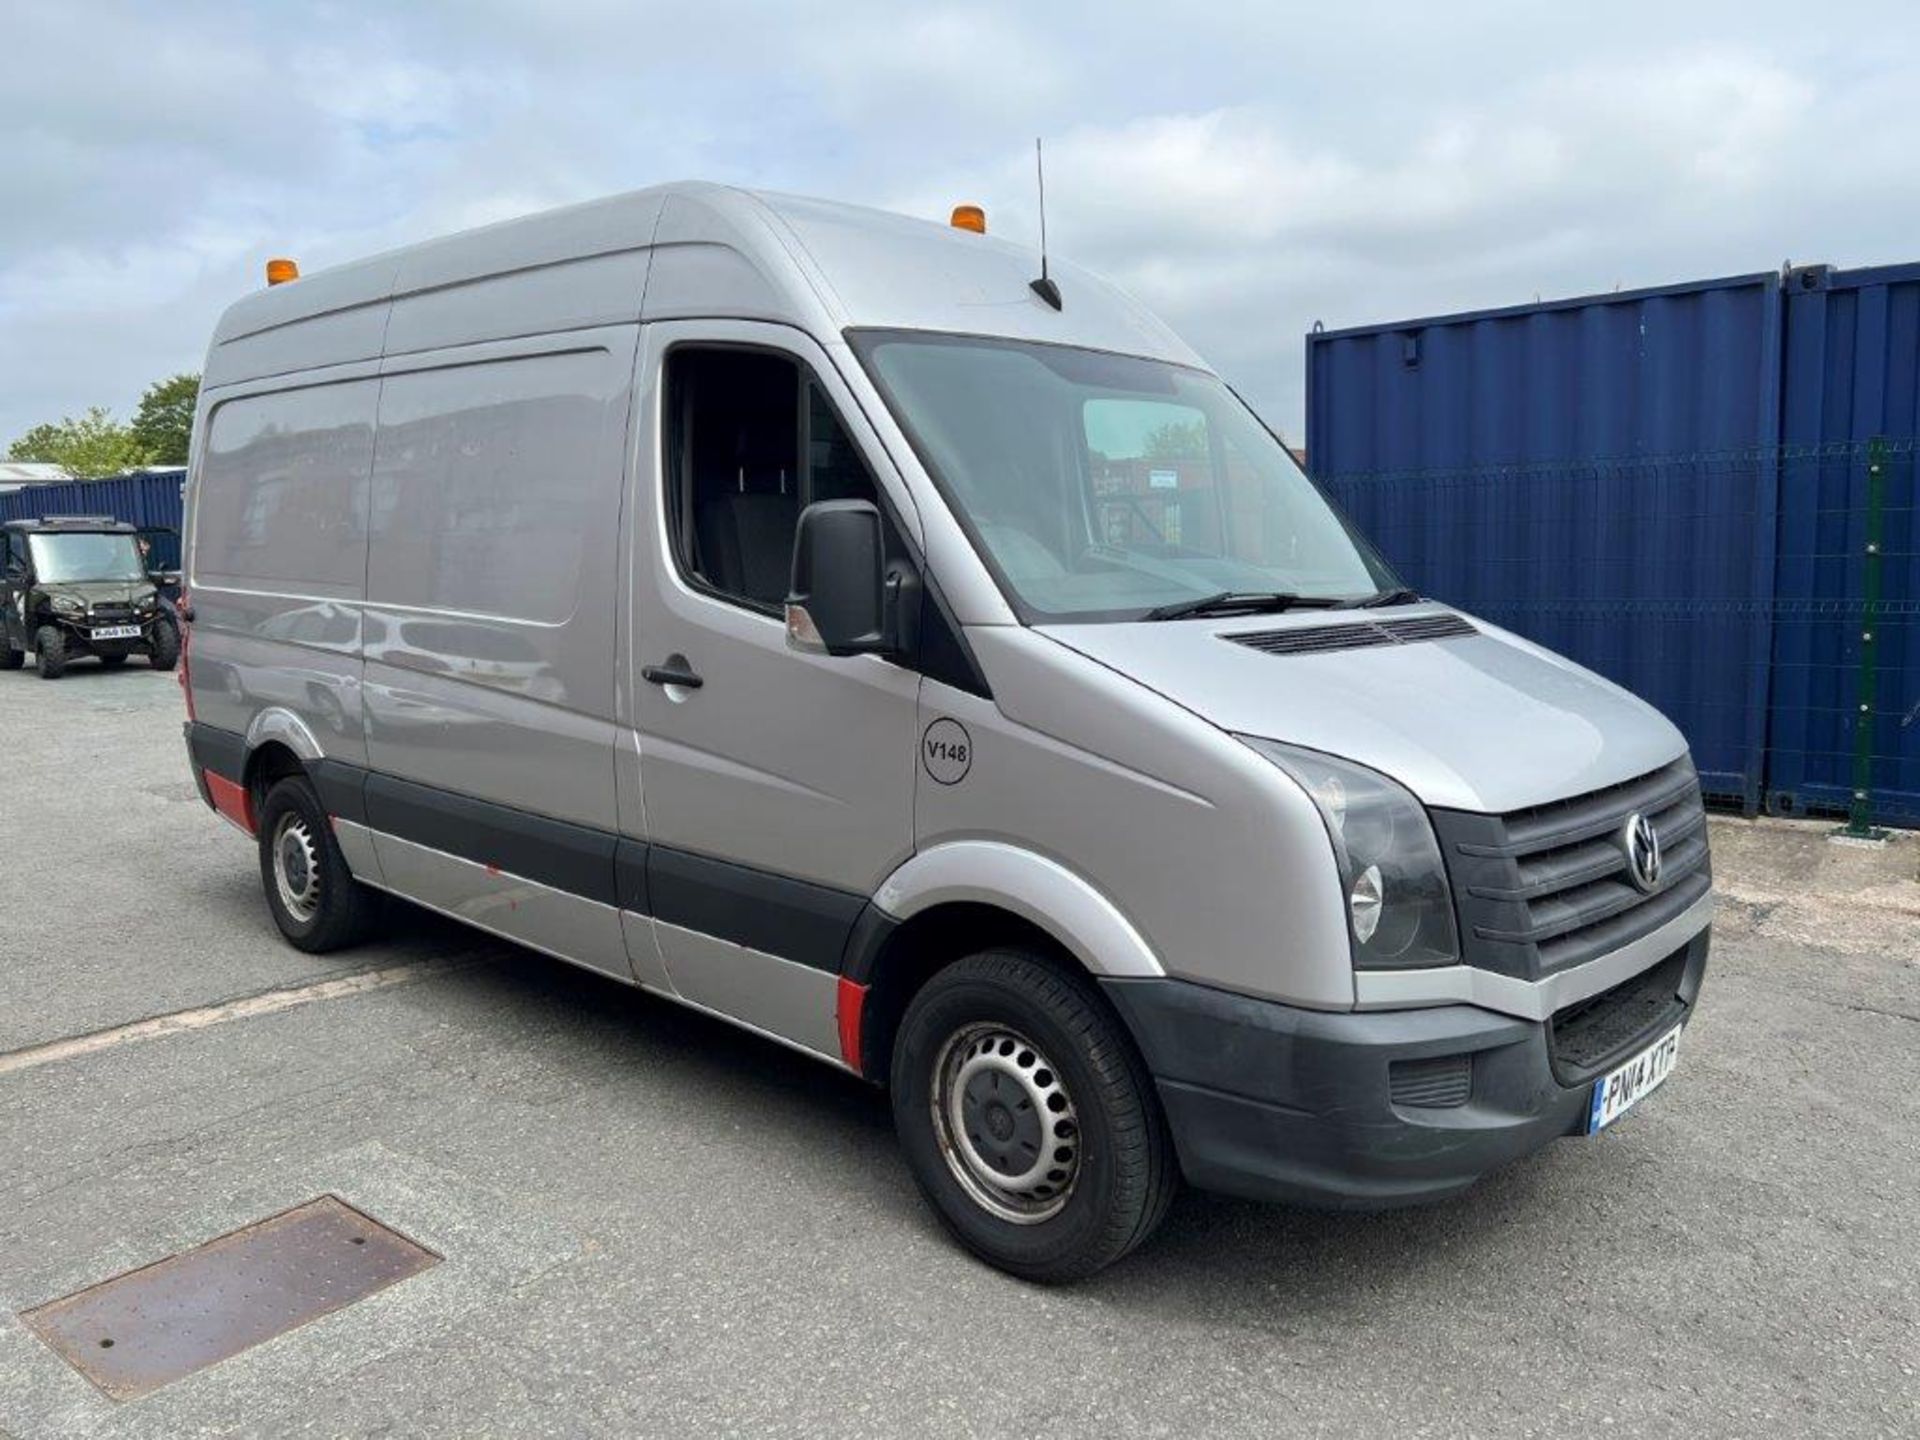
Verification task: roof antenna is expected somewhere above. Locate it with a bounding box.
[1029,138,1062,311]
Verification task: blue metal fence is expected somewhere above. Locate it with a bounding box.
[0,469,187,570]
[1307,263,1920,828]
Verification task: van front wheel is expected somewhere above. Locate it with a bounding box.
[891,949,1177,1282]
[256,776,381,952]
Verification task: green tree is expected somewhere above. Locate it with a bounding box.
[1143,418,1208,462]
[6,407,151,476]
[130,372,200,465]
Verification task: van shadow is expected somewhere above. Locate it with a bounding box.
[382,901,1574,1321]
[382,899,897,1143]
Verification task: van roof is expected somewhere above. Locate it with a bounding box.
[205,182,1202,390]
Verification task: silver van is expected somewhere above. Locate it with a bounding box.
[181,183,1712,1279]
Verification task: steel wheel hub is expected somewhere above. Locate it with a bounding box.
[932,1023,1080,1224]
[272,813,322,923]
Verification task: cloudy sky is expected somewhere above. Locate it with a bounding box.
[4,0,1915,449]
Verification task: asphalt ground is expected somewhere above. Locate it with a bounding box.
[1,663,1915,1438]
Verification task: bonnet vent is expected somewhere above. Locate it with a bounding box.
[1380,614,1478,643]
[1230,612,1476,657]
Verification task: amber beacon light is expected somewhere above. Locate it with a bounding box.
[265,257,301,286]
[949,205,986,234]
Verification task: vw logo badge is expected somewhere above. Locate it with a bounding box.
[1621,812,1662,893]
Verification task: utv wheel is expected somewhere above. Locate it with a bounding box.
[891,949,1177,1282]
[256,776,382,952]
[98,654,129,669]
[148,619,179,671]
[0,645,21,671]
[34,626,67,679]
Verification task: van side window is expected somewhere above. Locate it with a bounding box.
[196,380,379,594]
[369,350,624,624]
[664,347,882,611]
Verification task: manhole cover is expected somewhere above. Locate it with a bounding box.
[20,1195,439,1401]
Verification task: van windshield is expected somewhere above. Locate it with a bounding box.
[850,331,1397,622]
[27,532,147,583]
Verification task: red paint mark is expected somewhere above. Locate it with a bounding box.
[204,770,254,836]
[836,976,868,1074]
[485,863,501,876]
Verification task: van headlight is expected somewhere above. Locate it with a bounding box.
[51,594,83,615]
[1242,738,1459,970]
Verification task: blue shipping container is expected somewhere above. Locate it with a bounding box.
[1306,275,1784,812]
[0,469,187,570]
[1306,263,1920,827]
[1771,262,1920,823]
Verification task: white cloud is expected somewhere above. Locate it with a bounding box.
[1,0,1913,449]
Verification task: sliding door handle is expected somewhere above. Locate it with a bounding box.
[642,657,703,689]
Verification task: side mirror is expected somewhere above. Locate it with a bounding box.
[785,500,892,657]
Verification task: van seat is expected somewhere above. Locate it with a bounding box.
[695,492,798,606]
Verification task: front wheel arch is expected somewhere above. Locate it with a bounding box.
[856,901,1080,1085]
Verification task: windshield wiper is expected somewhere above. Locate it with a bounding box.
[1337,587,1423,609]
[1142,591,1345,622]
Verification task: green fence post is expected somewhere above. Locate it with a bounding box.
[1838,436,1890,841]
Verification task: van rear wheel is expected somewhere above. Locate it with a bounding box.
[891,949,1177,1282]
[256,776,382,952]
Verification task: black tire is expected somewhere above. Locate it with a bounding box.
[34,625,67,680]
[148,618,179,671]
[0,644,22,671]
[256,775,382,952]
[98,654,129,669]
[891,949,1177,1282]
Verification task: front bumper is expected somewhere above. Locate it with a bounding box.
[1101,928,1709,1209]
[48,613,165,650]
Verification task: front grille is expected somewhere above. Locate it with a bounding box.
[91,603,133,619]
[1389,1054,1473,1108]
[1432,759,1711,980]
[1229,611,1476,657]
[1549,947,1690,1079]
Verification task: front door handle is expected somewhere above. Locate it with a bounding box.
[642,656,703,689]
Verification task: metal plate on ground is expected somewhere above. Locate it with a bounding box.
[19,1195,440,1401]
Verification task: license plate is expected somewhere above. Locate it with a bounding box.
[92,625,141,641]
[1586,1025,1682,1134]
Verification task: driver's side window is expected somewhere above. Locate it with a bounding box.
[663,346,886,613]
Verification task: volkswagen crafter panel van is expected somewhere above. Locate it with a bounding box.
[181,184,1711,1280]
